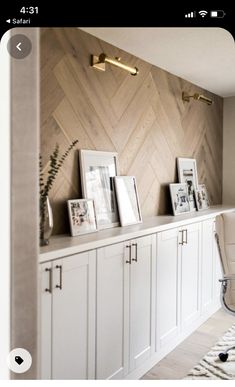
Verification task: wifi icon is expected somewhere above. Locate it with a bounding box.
[198,10,208,17]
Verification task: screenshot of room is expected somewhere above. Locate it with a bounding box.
[0,3,235,384]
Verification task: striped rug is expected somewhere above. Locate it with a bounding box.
[185,324,235,380]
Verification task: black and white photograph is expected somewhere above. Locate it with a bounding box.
[67,199,97,236]
[177,158,199,212]
[79,150,119,229]
[114,176,142,226]
[195,184,210,211]
[170,183,191,216]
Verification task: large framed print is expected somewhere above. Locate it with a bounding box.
[177,158,199,212]
[114,176,142,226]
[170,183,191,216]
[79,150,119,230]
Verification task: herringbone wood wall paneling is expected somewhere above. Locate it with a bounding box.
[40,28,223,235]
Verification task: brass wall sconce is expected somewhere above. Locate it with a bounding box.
[182,91,213,106]
[91,53,139,76]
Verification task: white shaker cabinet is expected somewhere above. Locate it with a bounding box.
[96,241,129,379]
[40,262,52,379]
[129,236,156,372]
[39,206,234,380]
[181,222,201,330]
[96,234,156,379]
[156,228,180,350]
[40,251,96,380]
[156,222,201,349]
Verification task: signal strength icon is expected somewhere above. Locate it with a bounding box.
[185,11,196,18]
[198,10,208,17]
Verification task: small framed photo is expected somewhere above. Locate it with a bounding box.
[67,199,97,236]
[170,183,191,216]
[114,176,142,226]
[79,150,119,230]
[195,184,210,211]
[177,158,199,212]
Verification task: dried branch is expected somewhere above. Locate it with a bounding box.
[39,140,78,240]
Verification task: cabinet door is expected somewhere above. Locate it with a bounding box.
[129,235,156,371]
[156,228,180,350]
[96,242,129,380]
[201,219,214,314]
[40,262,52,379]
[181,222,201,330]
[52,251,96,380]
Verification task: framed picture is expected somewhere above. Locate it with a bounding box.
[114,176,142,226]
[195,184,210,211]
[170,183,191,216]
[67,199,97,236]
[79,149,119,230]
[177,158,199,212]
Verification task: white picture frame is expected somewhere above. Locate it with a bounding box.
[195,184,210,211]
[67,199,97,236]
[170,183,191,216]
[79,149,119,230]
[177,157,199,212]
[114,176,142,226]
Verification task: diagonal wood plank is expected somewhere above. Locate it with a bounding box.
[53,97,96,149]
[119,105,156,174]
[54,57,116,151]
[41,27,223,235]
[111,59,152,119]
[113,72,156,152]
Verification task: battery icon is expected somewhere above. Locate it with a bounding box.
[210,10,226,18]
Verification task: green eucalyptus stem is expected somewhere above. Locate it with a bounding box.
[39,140,78,242]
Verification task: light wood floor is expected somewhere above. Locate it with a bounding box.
[142,309,235,380]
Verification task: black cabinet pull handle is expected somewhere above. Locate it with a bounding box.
[179,230,188,245]
[183,229,186,245]
[132,243,138,262]
[55,265,63,290]
[45,267,52,293]
[182,229,188,245]
[126,245,132,264]
[179,230,184,245]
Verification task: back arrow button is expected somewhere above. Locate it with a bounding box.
[16,42,22,52]
[7,34,32,59]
